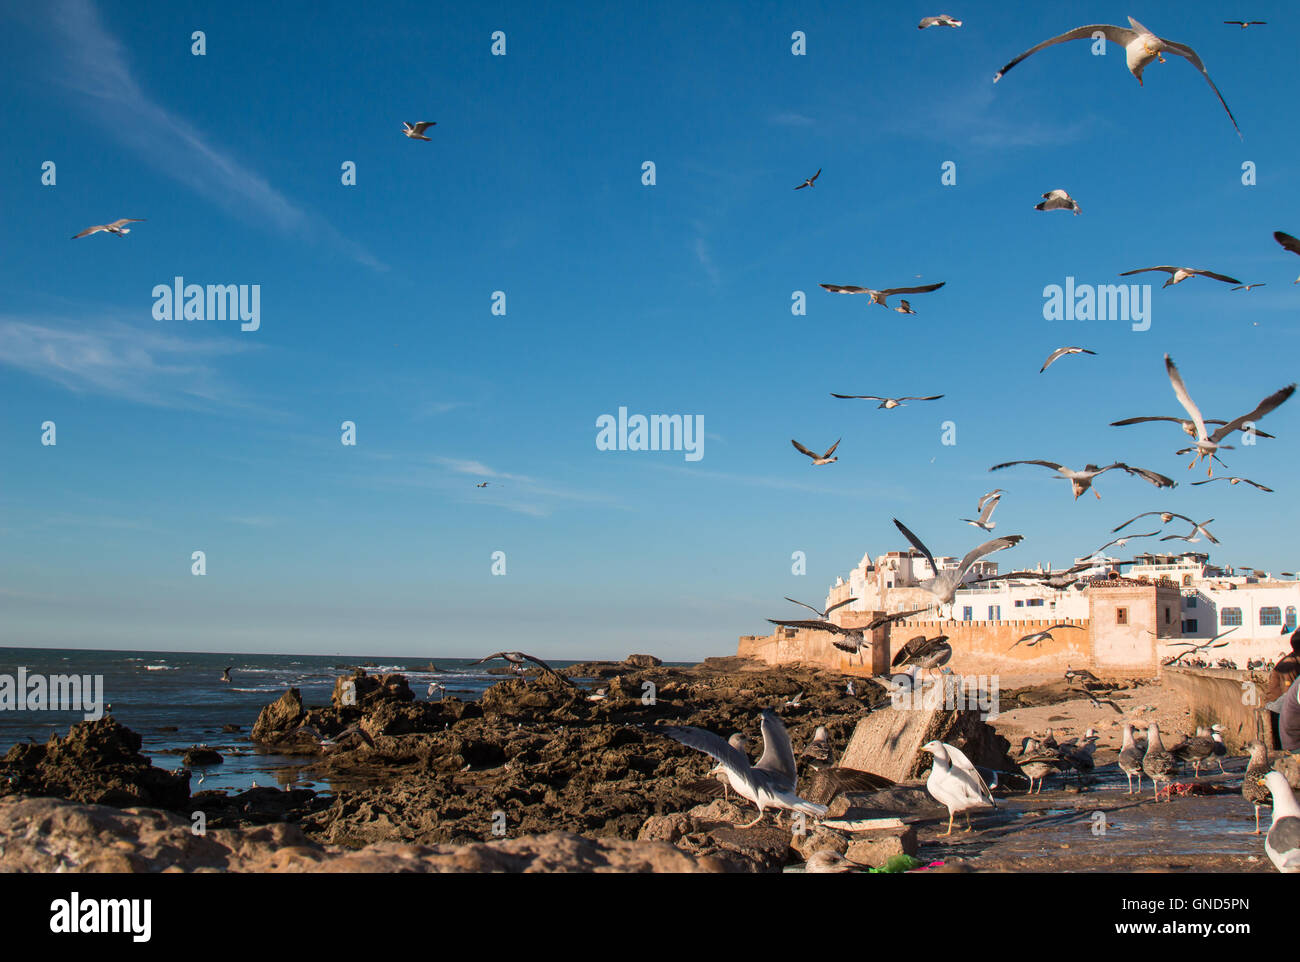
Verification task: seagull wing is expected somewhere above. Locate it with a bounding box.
[1207,384,1296,442]
[753,709,798,788]
[520,652,575,686]
[108,218,145,227]
[830,394,887,400]
[995,24,1138,81]
[892,518,938,575]
[824,596,857,616]
[663,725,752,776]
[878,282,945,297]
[978,489,1004,511]
[1110,416,1187,428]
[822,438,842,458]
[1111,511,1167,533]
[943,744,994,804]
[1275,231,1300,256]
[783,597,824,617]
[954,536,1024,584]
[1119,266,1179,277]
[791,439,818,458]
[989,459,1065,474]
[898,395,944,402]
[1039,347,1070,372]
[1188,269,1243,284]
[767,618,847,633]
[1164,355,1209,442]
[71,226,103,239]
[1114,464,1178,489]
[819,284,872,294]
[1158,39,1241,138]
[469,652,510,665]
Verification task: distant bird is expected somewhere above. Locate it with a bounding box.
[1142,723,1180,799]
[791,438,841,465]
[1094,530,1159,554]
[1119,266,1241,288]
[794,168,821,190]
[1165,630,1237,665]
[220,666,233,683]
[783,596,856,619]
[845,679,856,697]
[475,481,490,488]
[989,460,1174,500]
[1192,476,1273,492]
[1263,773,1300,872]
[1074,685,1122,713]
[819,281,945,312]
[829,392,944,408]
[784,690,804,708]
[72,218,144,239]
[1231,283,1266,292]
[1274,231,1300,283]
[891,634,953,671]
[1158,518,1219,545]
[292,724,374,751]
[470,651,575,687]
[1112,510,1196,533]
[1064,666,1098,686]
[662,709,827,828]
[1224,20,1266,28]
[1039,346,1095,373]
[427,682,446,700]
[1165,355,1296,475]
[918,14,962,29]
[1118,724,1146,794]
[920,741,995,835]
[1011,623,1082,650]
[993,17,1241,138]
[892,518,1022,611]
[959,494,1001,531]
[1035,189,1080,215]
[401,121,436,140]
[971,564,1091,590]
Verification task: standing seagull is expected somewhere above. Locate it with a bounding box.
[1039,346,1096,373]
[662,709,827,828]
[960,492,1000,532]
[1142,723,1180,800]
[819,281,945,312]
[1163,354,1295,474]
[1035,189,1081,215]
[72,218,144,239]
[470,651,575,687]
[1274,231,1300,283]
[791,438,841,465]
[830,392,944,408]
[1118,724,1146,794]
[920,741,995,835]
[1011,623,1082,650]
[1242,741,1273,833]
[401,121,436,140]
[892,518,1022,613]
[794,169,821,190]
[992,17,1241,138]
[1263,772,1300,872]
[989,460,1174,500]
[919,14,962,29]
[1119,266,1241,288]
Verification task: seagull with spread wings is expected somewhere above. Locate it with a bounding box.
[989,460,1175,500]
[783,596,856,619]
[919,14,962,29]
[829,392,944,408]
[891,518,1022,611]
[768,608,929,661]
[1035,189,1080,215]
[819,281,945,313]
[1224,20,1266,28]
[72,218,145,239]
[961,491,1000,531]
[1093,531,1160,554]
[791,438,840,465]
[1040,346,1096,373]
[401,121,437,140]
[1110,415,1275,441]
[993,16,1241,137]
[470,651,575,687]
[1191,476,1273,492]
[1119,266,1241,288]
[1163,354,1295,474]
[1159,519,1219,544]
[1011,623,1083,650]
[794,168,821,190]
[1112,510,1190,533]
[1275,232,1300,283]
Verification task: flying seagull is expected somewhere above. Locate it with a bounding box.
[783,596,856,619]
[919,14,962,29]
[401,121,436,140]
[992,16,1241,138]
[475,481,490,488]
[1035,189,1080,215]
[220,666,233,683]
[1040,346,1096,373]
[921,741,994,835]
[1159,518,1218,545]
[661,709,827,828]
[1094,530,1159,553]
[1010,623,1082,650]
[978,489,1004,511]
[960,491,1000,531]
[1111,509,1196,533]
[1264,773,1300,872]
[1274,231,1300,283]
[989,460,1175,499]
[1119,266,1241,288]
[891,634,953,671]
[1164,353,1295,474]
[791,438,841,465]
[470,651,575,687]
[72,218,144,239]
[1191,476,1273,492]
[1110,415,1275,441]
[829,392,944,408]
[819,281,945,312]
[892,518,1022,610]
[1224,20,1266,28]
[795,169,821,190]
[768,608,929,660]
[1232,283,1266,292]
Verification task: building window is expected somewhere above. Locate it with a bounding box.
[1288,607,1298,633]
[1186,596,1197,609]
[1165,607,1172,624]
[1183,619,1198,633]
[1182,574,1193,586]
[962,606,973,622]
[1222,607,1242,627]
[1014,599,1024,608]
[1261,607,1282,627]
[988,605,1000,620]
[1027,598,1044,607]
[1116,607,1128,625]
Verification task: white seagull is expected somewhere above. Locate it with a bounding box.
[1119,266,1241,288]
[892,518,1022,611]
[72,218,145,239]
[960,491,1001,531]
[401,121,437,140]
[1191,476,1273,492]
[989,460,1175,500]
[1035,189,1080,215]
[919,14,962,29]
[829,392,944,408]
[819,281,945,312]
[992,16,1241,138]
[920,740,995,835]
[791,438,841,465]
[1040,346,1095,373]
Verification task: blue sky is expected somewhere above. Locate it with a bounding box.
[1,0,1297,659]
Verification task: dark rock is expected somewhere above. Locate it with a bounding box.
[626,654,662,668]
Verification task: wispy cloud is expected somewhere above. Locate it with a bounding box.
[38,0,385,270]
[768,111,815,127]
[885,83,1097,150]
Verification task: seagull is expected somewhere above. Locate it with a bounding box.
[1242,741,1273,833]
[804,850,868,872]
[794,169,821,190]
[919,14,962,29]
[970,564,1091,590]
[791,438,841,465]
[1273,232,1300,283]
[695,733,751,801]
[1118,724,1146,794]
[1164,629,1237,665]
[1171,726,1217,776]
[1064,666,1099,685]
[1035,189,1080,215]
[662,709,827,829]
[1039,346,1095,373]
[1110,415,1275,441]
[401,121,436,140]
[920,741,995,835]
[1142,723,1180,800]
[1119,266,1241,288]
[989,460,1175,500]
[1232,283,1267,292]
[768,608,930,661]
[220,666,233,683]
[475,481,490,488]
[829,392,944,408]
[1111,510,1197,533]
[427,682,446,700]
[978,489,1004,510]
[801,726,832,763]
[1094,530,1159,553]
[892,634,953,671]
[1158,519,1218,544]
[72,218,145,239]
[1264,773,1300,872]
[992,17,1241,138]
[1010,623,1082,650]
[892,518,1022,611]
[819,281,946,312]
[783,596,856,619]
[1224,20,1266,28]
[292,724,375,751]
[960,492,1000,531]
[470,651,576,687]
[784,690,804,708]
[1166,355,1297,474]
[1017,737,1066,794]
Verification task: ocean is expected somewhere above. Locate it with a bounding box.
[0,647,580,793]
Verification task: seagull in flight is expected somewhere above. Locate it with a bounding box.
[1039,346,1095,373]
[1232,283,1267,292]
[1011,623,1083,649]
[1274,232,1300,283]
[783,596,856,619]
[470,651,576,687]
[1159,519,1219,545]
[1035,189,1080,215]
[891,634,953,671]
[794,168,821,190]
[1111,510,1196,533]
[1191,476,1273,492]
[960,491,1001,531]
[1163,354,1295,474]
[819,281,945,312]
[829,392,943,408]
[992,16,1241,138]
[989,460,1174,499]
[1224,20,1266,28]
[1093,531,1159,554]
[1119,266,1241,288]
[768,608,929,661]
[1110,415,1274,441]
[892,518,1022,610]
[791,438,840,465]
[919,14,962,29]
[72,218,145,239]
[475,481,490,488]
[401,121,437,140]
[220,666,233,683]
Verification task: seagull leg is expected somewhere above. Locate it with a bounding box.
[941,810,955,837]
[1254,806,1261,835]
[738,809,765,830]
